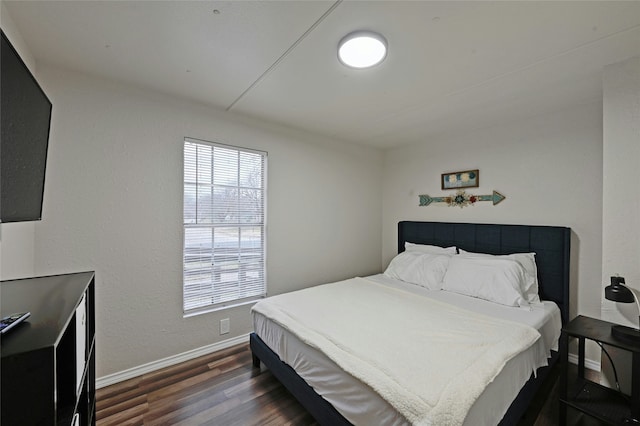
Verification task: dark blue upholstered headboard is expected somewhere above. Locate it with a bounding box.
[398,221,571,324]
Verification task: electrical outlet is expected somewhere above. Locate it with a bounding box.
[220,318,230,335]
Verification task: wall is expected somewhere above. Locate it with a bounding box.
[600,55,640,393]
[382,102,604,361]
[0,1,37,280]
[31,65,383,377]
[0,223,36,279]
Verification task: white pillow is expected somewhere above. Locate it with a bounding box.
[442,256,530,307]
[458,249,540,303]
[384,251,451,290]
[405,242,457,255]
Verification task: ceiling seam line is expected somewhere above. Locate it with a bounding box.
[445,22,640,98]
[367,22,640,128]
[225,0,342,112]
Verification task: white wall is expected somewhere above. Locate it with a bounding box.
[602,55,640,327]
[382,102,604,360]
[0,2,34,72]
[32,65,383,377]
[0,223,36,280]
[600,55,640,393]
[0,2,37,280]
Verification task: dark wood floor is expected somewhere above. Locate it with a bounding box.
[95,342,582,426]
[96,343,318,426]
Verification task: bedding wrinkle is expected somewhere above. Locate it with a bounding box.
[252,277,541,426]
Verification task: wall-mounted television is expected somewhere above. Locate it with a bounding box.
[1,30,52,223]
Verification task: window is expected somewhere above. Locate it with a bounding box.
[183,138,267,315]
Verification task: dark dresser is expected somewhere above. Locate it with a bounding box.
[1,272,96,426]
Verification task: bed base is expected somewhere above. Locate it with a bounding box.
[250,332,351,425]
[251,332,558,426]
[251,221,570,425]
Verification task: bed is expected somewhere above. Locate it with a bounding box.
[250,221,571,425]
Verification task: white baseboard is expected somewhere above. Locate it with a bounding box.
[567,353,600,372]
[96,333,250,389]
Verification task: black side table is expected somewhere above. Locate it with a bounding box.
[560,315,640,425]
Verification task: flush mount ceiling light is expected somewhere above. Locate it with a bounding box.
[338,31,387,69]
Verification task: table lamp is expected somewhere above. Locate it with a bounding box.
[604,276,640,343]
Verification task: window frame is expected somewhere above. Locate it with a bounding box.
[182,137,267,316]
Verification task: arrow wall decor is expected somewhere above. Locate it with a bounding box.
[419,190,506,208]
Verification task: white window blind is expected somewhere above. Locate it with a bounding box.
[183,138,267,314]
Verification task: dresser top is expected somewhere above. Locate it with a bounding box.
[1,271,94,357]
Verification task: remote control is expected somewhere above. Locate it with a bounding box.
[0,312,31,334]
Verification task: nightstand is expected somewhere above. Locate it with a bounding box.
[560,315,640,425]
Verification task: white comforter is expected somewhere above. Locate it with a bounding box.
[251,277,541,426]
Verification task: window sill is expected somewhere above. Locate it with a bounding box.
[183,297,264,318]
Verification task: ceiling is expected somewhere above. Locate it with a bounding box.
[4,1,640,149]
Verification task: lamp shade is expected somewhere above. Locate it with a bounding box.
[603,276,640,343]
[604,280,634,303]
